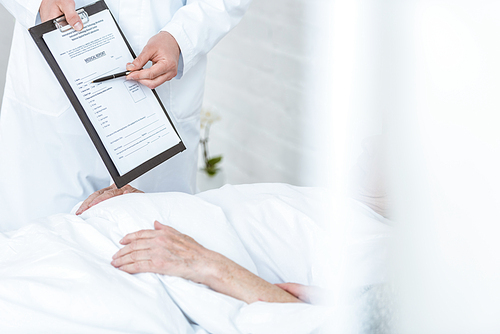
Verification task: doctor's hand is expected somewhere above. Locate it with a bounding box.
[126,31,181,89]
[39,0,83,31]
[75,184,143,215]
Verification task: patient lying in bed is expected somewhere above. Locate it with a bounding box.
[0,183,391,333]
[80,183,325,305]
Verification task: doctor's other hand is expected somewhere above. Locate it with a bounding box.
[75,184,143,215]
[126,31,180,89]
[39,0,83,31]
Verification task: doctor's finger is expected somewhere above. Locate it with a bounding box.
[128,57,177,80]
[59,0,83,31]
[134,73,172,89]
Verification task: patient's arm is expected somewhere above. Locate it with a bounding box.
[76,184,143,215]
[111,221,301,304]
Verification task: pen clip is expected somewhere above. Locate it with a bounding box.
[54,9,89,33]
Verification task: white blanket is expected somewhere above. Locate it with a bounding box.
[0,183,391,333]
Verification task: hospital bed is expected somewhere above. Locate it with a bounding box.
[0,183,391,333]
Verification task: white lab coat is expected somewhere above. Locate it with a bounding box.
[0,0,250,231]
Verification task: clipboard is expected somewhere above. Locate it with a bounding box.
[28,0,186,188]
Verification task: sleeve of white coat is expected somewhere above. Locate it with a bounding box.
[0,0,43,28]
[161,0,252,77]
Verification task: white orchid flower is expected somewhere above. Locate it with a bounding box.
[200,105,221,129]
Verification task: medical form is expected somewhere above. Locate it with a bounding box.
[30,1,185,187]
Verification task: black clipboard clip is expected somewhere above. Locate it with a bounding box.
[53,8,89,32]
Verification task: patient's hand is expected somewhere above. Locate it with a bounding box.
[75,184,143,215]
[111,221,212,283]
[112,221,301,304]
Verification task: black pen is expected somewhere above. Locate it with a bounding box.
[92,70,132,83]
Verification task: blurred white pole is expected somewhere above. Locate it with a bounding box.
[312,0,360,330]
[327,0,358,321]
[302,0,359,326]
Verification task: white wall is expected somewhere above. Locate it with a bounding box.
[203,0,332,187]
[0,5,14,109]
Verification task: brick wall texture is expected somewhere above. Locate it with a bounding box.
[203,0,331,186]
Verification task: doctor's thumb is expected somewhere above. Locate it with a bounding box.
[60,2,83,31]
[65,12,83,31]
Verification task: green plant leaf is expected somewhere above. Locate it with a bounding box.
[204,166,220,176]
[207,156,222,166]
